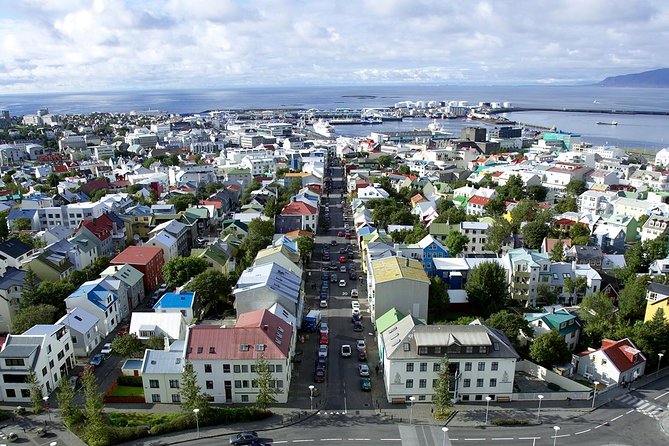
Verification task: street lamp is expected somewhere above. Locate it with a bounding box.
[657,353,664,376]
[591,381,600,409]
[552,425,560,446]
[50,442,57,446]
[43,396,51,423]
[537,394,544,423]
[484,396,491,424]
[441,427,448,446]
[309,385,315,410]
[409,396,416,425]
[193,408,200,438]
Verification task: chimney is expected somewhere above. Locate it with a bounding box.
[164,336,170,351]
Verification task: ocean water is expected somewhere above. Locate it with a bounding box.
[1,85,668,149]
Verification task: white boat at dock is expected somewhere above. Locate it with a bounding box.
[596,121,618,125]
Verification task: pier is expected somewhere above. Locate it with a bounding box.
[491,107,669,116]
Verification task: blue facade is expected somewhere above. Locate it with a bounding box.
[421,241,449,278]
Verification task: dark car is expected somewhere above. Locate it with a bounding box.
[89,354,105,367]
[349,272,357,280]
[329,260,337,270]
[330,273,338,283]
[229,431,259,445]
[352,312,362,323]
[339,247,346,254]
[353,320,363,332]
[323,253,330,261]
[347,252,354,259]
[358,350,368,362]
[339,255,347,263]
[331,240,337,246]
[314,367,326,383]
[321,272,329,281]
[337,231,344,237]
[360,377,371,391]
[321,282,330,290]
[320,291,329,300]
[315,357,327,369]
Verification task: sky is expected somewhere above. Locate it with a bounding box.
[1,0,668,93]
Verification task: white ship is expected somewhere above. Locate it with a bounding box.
[312,119,335,138]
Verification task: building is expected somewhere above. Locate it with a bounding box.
[184,309,293,404]
[644,282,669,323]
[466,195,490,216]
[574,338,646,386]
[368,257,430,323]
[0,268,27,333]
[502,248,551,306]
[56,307,102,357]
[380,316,519,403]
[0,238,35,276]
[129,312,187,341]
[524,308,581,351]
[141,340,185,404]
[640,214,669,242]
[99,264,145,312]
[277,201,318,232]
[0,324,75,401]
[111,246,165,293]
[153,291,196,322]
[65,278,121,337]
[460,221,491,255]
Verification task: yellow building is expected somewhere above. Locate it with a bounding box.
[644,282,669,323]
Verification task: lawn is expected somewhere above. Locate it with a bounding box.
[110,385,145,398]
[108,412,182,428]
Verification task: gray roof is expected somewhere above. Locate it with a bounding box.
[22,324,62,336]
[0,267,27,291]
[56,307,99,334]
[0,344,38,359]
[648,282,669,296]
[141,349,184,374]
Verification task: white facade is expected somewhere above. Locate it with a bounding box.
[640,214,669,242]
[460,221,491,255]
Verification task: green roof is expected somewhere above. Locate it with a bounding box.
[185,207,209,219]
[429,223,455,236]
[526,311,580,336]
[375,308,406,334]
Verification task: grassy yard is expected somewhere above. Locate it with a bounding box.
[110,386,145,397]
[108,412,182,428]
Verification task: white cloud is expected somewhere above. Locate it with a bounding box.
[0,0,666,92]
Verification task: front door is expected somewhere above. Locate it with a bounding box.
[225,381,232,403]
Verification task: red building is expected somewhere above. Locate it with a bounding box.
[111,246,164,293]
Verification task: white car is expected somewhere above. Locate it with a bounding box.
[356,339,366,352]
[339,279,347,287]
[100,343,112,355]
[318,344,328,358]
[319,299,328,308]
[358,364,370,377]
[320,322,329,335]
[351,301,360,310]
[341,344,352,358]
[352,308,361,317]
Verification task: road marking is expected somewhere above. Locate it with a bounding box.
[555,434,570,438]
[626,409,635,414]
[655,390,669,400]
[294,440,314,443]
[575,429,591,435]
[379,439,401,441]
[464,438,485,441]
[518,437,540,440]
[320,439,342,441]
[594,424,606,429]
[611,414,623,422]
[274,442,288,444]
[491,437,514,440]
[348,439,370,441]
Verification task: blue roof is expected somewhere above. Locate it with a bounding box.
[67,281,118,311]
[7,208,37,221]
[153,292,195,310]
[357,226,375,236]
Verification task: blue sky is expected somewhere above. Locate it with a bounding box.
[1,0,667,92]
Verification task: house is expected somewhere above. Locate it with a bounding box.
[368,256,430,324]
[649,258,669,278]
[153,291,196,322]
[644,282,669,323]
[29,250,75,282]
[357,185,390,202]
[640,214,669,242]
[253,245,303,277]
[466,195,490,216]
[574,338,646,386]
[146,231,179,262]
[76,214,117,257]
[56,307,102,357]
[375,307,406,363]
[99,264,145,312]
[184,309,293,404]
[129,312,187,341]
[0,324,74,401]
[380,316,519,403]
[276,201,318,233]
[565,245,603,269]
[0,238,34,276]
[460,221,491,255]
[232,263,303,327]
[65,278,121,337]
[148,219,191,258]
[191,240,236,275]
[141,340,185,404]
[524,308,581,351]
[0,268,28,333]
[111,246,165,294]
[592,224,626,253]
[502,248,551,306]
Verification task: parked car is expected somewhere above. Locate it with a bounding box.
[314,367,326,383]
[319,299,328,308]
[339,265,347,273]
[321,272,330,281]
[89,353,105,367]
[330,273,338,283]
[320,322,329,334]
[339,279,347,287]
[352,312,362,323]
[356,339,366,352]
[349,272,357,280]
[315,356,327,369]
[351,289,359,298]
[339,247,346,254]
[353,320,363,332]
[360,377,372,391]
[341,344,352,358]
[318,344,328,358]
[229,431,259,445]
[100,343,112,355]
[351,301,360,310]
[337,231,344,237]
[352,308,361,317]
[347,252,354,259]
[339,255,347,263]
[358,364,370,377]
[331,240,337,246]
[358,350,368,362]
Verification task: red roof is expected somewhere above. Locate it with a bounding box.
[281,201,317,216]
[77,214,114,241]
[468,195,490,206]
[226,184,241,192]
[53,164,69,173]
[111,246,163,266]
[200,199,222,209]
[600,338,646,373]
[554,218,577,226]
[185,309,292,361]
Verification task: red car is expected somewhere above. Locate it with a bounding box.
[339,255,347,263]
[314,367,326,383]
[337,231,344,237]
[319,333,329,345]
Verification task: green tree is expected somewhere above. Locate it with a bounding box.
[428,277,450,323]
[566,179,586,196]
[504,174,526,201]
[180,362,210,416]
[484,219,513,253]
[255,355,279,410]
[445,230,468,257]
[530,330,571,367]
[111,334,144,358]
[13,304,58,333]
[296,236,315,264]
[569,223,591,245]
[510,199,539,228]
[46,172,61,187]
[162,257,209,288]
[484,196,506,217]
[286,177,302,195]
[485,310,532,350]
[27,370,44,414]
[442,206,467,225]
[563,275,587,305]
[398,165,411,175]
[0,212,8,240]
[555,197,578,213]
[23,280,75,311]
[550,240,565,262]
[263,195,278,218]
[167,193,198,212]
[527,185,548,202]
[82,370,108,445]
[146,335,167,351]
[432,357,452,418]
[56,375,82,428]
[378,155,393,167]
[521,220,549,249]
[537,284,559,306]
[617,275,649,321]
[465,262,510,317]
[187,269,232,317]
[580,292,618,341]
[11,217,32,231]
[403,225,428,244]
[20,267,40,308]
[238,218,276,268]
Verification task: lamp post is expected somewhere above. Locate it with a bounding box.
[309,385,315,410]
[50,442,57,446]
[537,394,544,423]
[441,427,448,446]
[43,396,51,422]
[409,396,416,425]
[484,396,491,424]
[193,408,200,438]
[657,353,664,376]
[552,425,560,446]
[591,381,600,409]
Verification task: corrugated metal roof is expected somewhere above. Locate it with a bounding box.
[371,256,429,284]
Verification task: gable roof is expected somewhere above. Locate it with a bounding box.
[600,338,646,373]
[281,201,317,216]
[56,307,99,334]
[0,238,33,258]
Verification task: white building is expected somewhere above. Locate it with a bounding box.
[65,278,121,337]
[460,221,491,255]
[574,338,646,386]
[655,148,669,168]
[56,307,102,357]
[141,340,185,404]
[640,214,669,242]
[130,312,187,341]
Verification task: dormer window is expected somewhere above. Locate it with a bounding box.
[240,344,249,351]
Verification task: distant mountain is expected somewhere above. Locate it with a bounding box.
[598,68,669,87]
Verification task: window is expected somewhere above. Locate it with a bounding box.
[250,365,256,373]
[242,365,249,373]
[433,363,441,372]
[406,379,414,389]
[403,343,410,351]
[406,363,414,372]
[491,362,499,371]
[463,379,471,388]
[479,346,487,353]
[169,380,179,389]
[171,394,181,403]
[241,395,249,402]
[490,379,497,387]
[242,380,249,388]
[276,365,283,373]
[206,381,213,389]
[420,363,427,372]
[71,336,78,344]
[21,389,30,398]
[42,367,47,376]
[223,364,231,373]
[464,362,472,371]
[419,379,427,388]
[233,365,241,373]
[234,380,242,389]
[419,395,426,401]
[418,346,428,354]
[466,346,473,353]
[152,394,161,403]
[5,359,24,367]
[149,380,159,388]
[476,378,484,387]
[5,389,15,398]
[204,364,212,373]
[434,346,441,354]
[209,347,216,354]
[478,362,485,371]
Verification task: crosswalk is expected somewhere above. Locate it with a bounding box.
[616,393,666,420]
[398,425,451,446]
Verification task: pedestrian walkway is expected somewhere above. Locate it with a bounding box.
[615,393,666,420]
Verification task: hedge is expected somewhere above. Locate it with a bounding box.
[491,418,530,426]
[116,376,143,387]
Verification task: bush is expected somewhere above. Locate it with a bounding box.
[204,407,272,426]
[108,425,150,444]
[433,409,452,421]
[108,412,181,428]
[491,418,530,426]
[14,407,25,415]
[117,375,143,387]
[149,414,194,435]
[0,409,12,421]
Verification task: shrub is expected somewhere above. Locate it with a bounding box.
[491,418,530,426]
[433,409,452,421]
[149,414,194,435]
[204,407,272,426]
[0,410,12,421]
[14,407,25,415]
[116,376,143,387]
[109,425,150,444]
